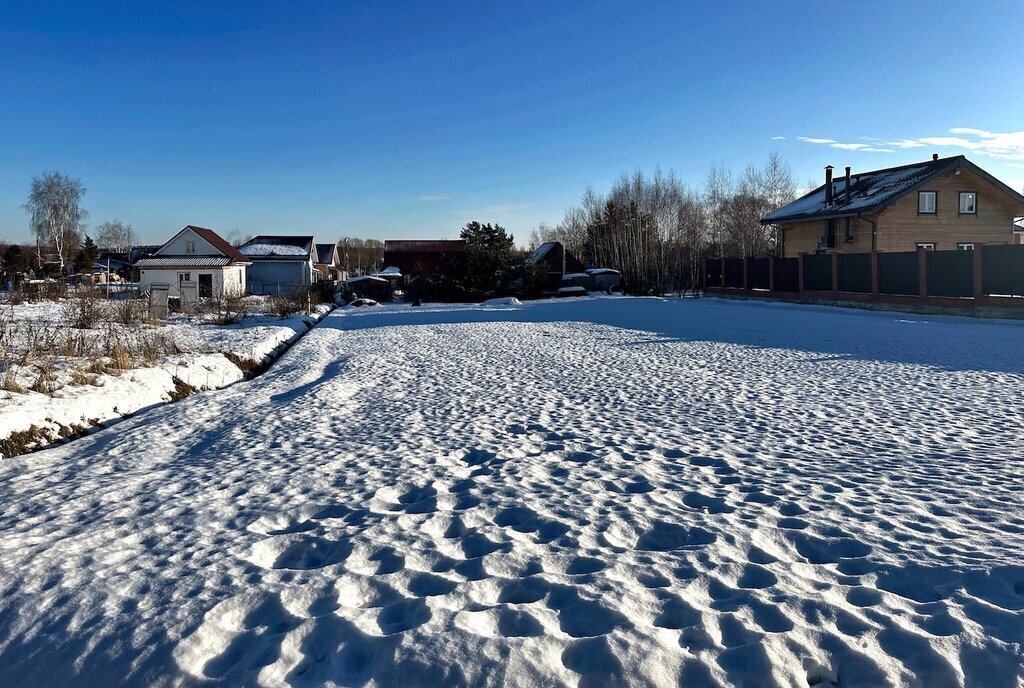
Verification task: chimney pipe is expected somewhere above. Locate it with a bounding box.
[844,166,851,204]
[932,153,939,161]
[824,165,834,205]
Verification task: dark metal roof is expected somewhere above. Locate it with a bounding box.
[383,240,466,253]
[763,155,1024,224]
[528,242,558,264]
[315,243,338,264]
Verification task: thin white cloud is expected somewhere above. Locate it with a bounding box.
[797,128,1024,161]
[415,195,448,202]
[770,136,786,140]
[831,143,895,153]
[885,139,926,149]
[797,137,893,153]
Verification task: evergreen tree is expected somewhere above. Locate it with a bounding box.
[458,221,517,296]
[77,235,100,271]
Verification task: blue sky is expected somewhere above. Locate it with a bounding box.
[1,0,1022,245]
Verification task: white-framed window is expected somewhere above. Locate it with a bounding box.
[918,191,937,214]
[957,242,975,251]
[186,240,196,254]
[959,192,977,214]
[916,242,936,251]
[178,272,191,282]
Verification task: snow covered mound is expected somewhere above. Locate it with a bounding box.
[1,298,1023,687]
[481,296,521,307]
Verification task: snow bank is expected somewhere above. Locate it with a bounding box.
[1,298,1022,686]
[480,296,521,306]
[0,302,333,456]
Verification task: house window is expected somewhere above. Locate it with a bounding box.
[957,243,975,251]
[186,241,196,254]
[918,191,937,214]
[916,242,935,251]
[959,192,977,215]
[178,272,191,282]
[844,217,853,243]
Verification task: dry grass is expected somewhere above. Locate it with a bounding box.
[61,291,107,329]
[111,297,147,326]
[268,294,305,318]
[28,358,57,394]
[0,366,25,393]
[168,378,198,401]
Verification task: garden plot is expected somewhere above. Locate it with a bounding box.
[0,294,328,456]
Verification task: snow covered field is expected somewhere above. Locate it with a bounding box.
[0,297,1022,687]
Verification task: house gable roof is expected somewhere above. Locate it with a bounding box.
[528,242,559,264]
[383,240,466,253]
[315,243,339,265]
[150,225,250,264]
[239,235,316,261]
[763,155,1024,224]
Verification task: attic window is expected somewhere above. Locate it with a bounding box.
[918,191,937,214]
[958,192,977,215]
[186,240,196,255]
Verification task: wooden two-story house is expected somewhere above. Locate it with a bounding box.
[763,155,1024,257]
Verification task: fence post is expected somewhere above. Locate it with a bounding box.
[720,259,725,288]
[768,257,775,293]
[831,253,839,298]
[870,251,879,298]
[797,254,805,298]
[972,245,984,299]
[918,249,928,297]
[742,258,749,291]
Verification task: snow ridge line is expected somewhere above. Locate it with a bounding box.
[1,303,335,460]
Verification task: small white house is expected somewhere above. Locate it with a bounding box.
[136,225,250,298]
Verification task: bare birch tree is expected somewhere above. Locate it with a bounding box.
[24,172,87,273]
[95,219,138,252]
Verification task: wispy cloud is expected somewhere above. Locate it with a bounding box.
[831,143,895,153]
[414,195,448,202]
[797,128,1024,161]
[797,136,892,152]
[770,136,786,140]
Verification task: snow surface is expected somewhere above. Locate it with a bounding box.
[240,243,310,257]
[1,298,1023,687]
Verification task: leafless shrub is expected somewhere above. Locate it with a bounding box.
[134,330,180,366]
[29,358,57,394]
[201,293,251,326]
[61,291,106,329]
[112,297,147,326]
[268,294,303,318]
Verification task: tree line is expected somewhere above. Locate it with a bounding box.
[3,171,139,278]
[529,153,798,294]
